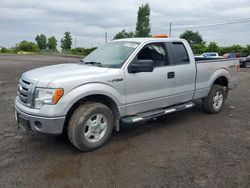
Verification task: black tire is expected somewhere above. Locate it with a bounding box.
[244,62,250,68]
[68,102,114,151]
[202,84,226,114]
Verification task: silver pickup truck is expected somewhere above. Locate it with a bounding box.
[15,38,240,151]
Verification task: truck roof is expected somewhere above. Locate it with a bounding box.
[113,37,185,43]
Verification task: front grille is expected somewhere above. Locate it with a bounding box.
[17,79,33,106]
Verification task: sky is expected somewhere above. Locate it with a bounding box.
[0,0,250,48]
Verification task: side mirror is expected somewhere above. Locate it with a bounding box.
[128,60,154,73]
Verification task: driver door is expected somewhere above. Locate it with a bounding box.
[125,42,176,115]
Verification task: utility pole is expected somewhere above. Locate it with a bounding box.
[74,37,76,48]
[105,32,107,43]
[169,22,172,38]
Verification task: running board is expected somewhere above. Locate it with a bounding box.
[121,102,195,124]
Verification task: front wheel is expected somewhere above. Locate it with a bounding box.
[202,84,226,114]
[68,102,114,151]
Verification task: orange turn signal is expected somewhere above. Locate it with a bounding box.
[52,88,64,104]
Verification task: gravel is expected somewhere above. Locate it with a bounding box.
[0,55,250,188]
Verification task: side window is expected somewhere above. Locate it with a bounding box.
[136,43,169,66]
[170,42,190,64]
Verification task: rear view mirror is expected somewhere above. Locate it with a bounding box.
[128,60,154,73]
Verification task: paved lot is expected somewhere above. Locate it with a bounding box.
[0,55,250,188]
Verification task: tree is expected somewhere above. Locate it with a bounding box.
[206,42,220,52]
[243,45,250,54]
[135,3,151,37]
[113,3,151,39]
[113,29,134,39]
[219,46,231,55]
[61,32,72,50]
[16,41,39,52]
[180,30,204,46]
[71,47,97,56]
[191,44,207,55]
[0,47,9,53]
[229,44,244,53]
[85,47,97,55]
[47,36,57,51]
[35,34,47,50]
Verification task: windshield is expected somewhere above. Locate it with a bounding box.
[82,41,139,68]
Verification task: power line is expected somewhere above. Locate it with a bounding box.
[171,18,250,30]
[172,17,250,26]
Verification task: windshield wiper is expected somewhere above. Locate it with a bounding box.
[81,61,103,67]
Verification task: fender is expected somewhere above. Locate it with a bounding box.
[58,82,126,116]
[194,68,230,99]
[209,68,230,88]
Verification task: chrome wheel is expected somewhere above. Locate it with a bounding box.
[213,91,223,111]
[84,114,108,143]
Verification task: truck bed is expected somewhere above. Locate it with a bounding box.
[194,58,239,99]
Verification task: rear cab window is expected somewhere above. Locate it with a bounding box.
[169,42,190,65]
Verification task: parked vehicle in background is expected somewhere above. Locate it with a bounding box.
[239,55,250,68]
[201,52,220,58]
[223,53,248,68]
[223,53,247,59]
[195,52,222,60]
[15,37,240,151]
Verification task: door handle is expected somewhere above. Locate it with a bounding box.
[167,72,175,79]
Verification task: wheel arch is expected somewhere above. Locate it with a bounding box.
[212,76,228,88]
[209,68,230,89]
[64,94,121,133]
[209,75,229,99]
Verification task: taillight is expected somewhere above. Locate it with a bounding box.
[236,64,240,74]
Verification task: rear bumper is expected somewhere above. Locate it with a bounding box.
[228,80,239,90]
[15,106,66,135]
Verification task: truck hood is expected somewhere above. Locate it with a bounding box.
[22,63,110,87]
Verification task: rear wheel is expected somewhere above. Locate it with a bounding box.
[68,102,114,151]
[202,84,226,114]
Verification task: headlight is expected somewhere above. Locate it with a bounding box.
[34,88,64,109]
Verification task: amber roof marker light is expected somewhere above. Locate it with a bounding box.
[152,34,169,38]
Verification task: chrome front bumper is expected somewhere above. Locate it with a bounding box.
[15,106,66,135]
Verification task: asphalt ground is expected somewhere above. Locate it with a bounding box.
[0,55,250,188]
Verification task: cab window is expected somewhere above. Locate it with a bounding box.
[136,43,169,66]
